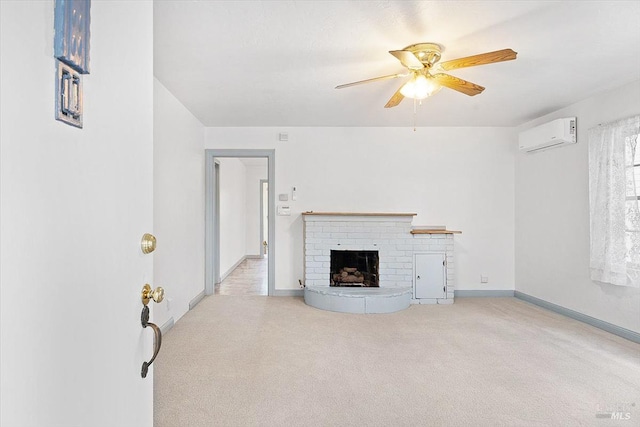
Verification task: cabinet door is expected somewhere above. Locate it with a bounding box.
[415,253,446,299]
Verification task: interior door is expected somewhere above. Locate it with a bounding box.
[414,253,446,299]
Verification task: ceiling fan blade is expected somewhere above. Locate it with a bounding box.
[432,73,485,96]
[389,50,424,70]
[384,87,405,108]
[438,48,517,71]
[335,73,407,89]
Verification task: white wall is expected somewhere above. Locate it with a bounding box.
[515,80,640,333]
[205,127,516,291]
[218,158,248,277]
[245,163,268,256]
[1,1,154,425]
[153,78,205,326]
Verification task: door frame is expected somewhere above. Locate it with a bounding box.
[205,149,275,296]
[260,179,268,258]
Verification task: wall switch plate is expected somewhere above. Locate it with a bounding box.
[279,193,288,201]
[55,60,83,128]
[481,275,489,283]
[278,132,288,142]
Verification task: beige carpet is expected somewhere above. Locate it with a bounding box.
[154,297,640,426]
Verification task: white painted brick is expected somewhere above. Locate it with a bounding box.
[305,216,457,299]
[388,250,407,257]
[339,239,357,245]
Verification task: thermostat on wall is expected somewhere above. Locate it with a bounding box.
[279,193,288,201]
[277,206,291,216]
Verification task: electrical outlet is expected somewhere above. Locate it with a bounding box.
[480,275,489,284]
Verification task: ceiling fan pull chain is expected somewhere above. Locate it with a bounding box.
[413,97,417,131]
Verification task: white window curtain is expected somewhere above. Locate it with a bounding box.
[588,115,640,287]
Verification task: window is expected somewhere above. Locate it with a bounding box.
[625,132,640,283]
[588,115,640,287]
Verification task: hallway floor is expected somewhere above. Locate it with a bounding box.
[214,257,268,296]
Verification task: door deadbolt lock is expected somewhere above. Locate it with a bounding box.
[141,284,164,306]
[141,233,157,254]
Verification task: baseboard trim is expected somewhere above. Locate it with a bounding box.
[220,255,246,282]
[160,317,174,335]
[514,291,640,344]
[455,290,515,298]
[189,291,206,310]
[273,289,304,297]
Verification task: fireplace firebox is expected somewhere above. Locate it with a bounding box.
[330,250,379,287]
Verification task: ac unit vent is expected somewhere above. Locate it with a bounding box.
[518,117,577,153]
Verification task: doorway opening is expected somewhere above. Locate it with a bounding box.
[205,150,275,296]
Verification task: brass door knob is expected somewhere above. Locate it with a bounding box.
[141,233,157,254]
[141,284,165,306]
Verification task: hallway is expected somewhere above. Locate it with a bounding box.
[214,257,268,296]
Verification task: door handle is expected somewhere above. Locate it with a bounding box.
[140,284,164,378]
[141,284,164,306]
[140,305,162,378]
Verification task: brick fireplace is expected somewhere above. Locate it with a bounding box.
[303,212,415,289]
[302,212,457,311]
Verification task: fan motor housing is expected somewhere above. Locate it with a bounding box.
[403,43,443,67]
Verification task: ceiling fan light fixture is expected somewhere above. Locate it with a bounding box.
[400,74,441,99]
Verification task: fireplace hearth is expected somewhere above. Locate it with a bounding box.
[330,250,379,287]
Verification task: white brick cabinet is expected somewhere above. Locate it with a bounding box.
[414,252,446,300]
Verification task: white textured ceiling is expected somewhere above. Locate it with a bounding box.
[154,1,640,127]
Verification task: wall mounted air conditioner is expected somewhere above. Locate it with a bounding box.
[518,117,577,153]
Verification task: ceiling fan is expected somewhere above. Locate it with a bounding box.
[335,43,517,108]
